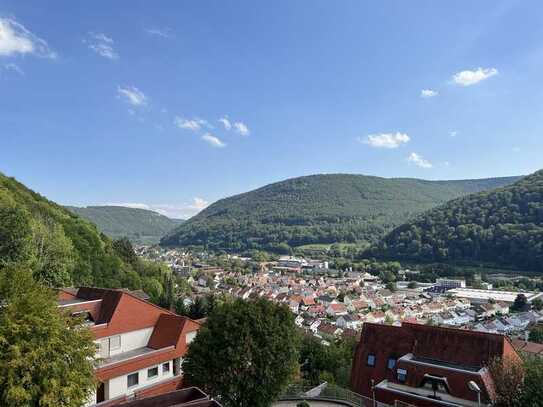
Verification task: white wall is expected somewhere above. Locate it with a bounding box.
[108,360,175,399]
[97,327,154,358]
[186,331,197,345]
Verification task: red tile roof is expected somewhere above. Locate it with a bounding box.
[351,322,521,405]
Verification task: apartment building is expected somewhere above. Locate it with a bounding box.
[58,287,200,406]
[351,322,521,406]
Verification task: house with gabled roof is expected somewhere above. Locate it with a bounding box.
[58,287,201,406]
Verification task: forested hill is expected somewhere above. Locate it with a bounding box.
[0,173,169,292]
[67,206,183,244]
[371,169,543,271]
[160,174,521,253]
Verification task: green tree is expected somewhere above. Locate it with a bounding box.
[529,325,543,344]
[183,298,299,407]
[30,219,74,287]
[0,265,96,407]
[488,356,525,407]
[0,194,32,265]
[521,356,543,405]
[531,298,543,312]
[511,294,529,312]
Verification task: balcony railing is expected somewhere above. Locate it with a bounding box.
[277,382,391,407]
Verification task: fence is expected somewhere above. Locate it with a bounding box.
[277,383,391,407]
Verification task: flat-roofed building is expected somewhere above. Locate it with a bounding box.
[436,278,466,289]
[446,288,543,305]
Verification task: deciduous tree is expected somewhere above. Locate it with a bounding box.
[0,265,96,407]
[183,298,299,407]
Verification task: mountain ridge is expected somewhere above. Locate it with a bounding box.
[161,173,522,252]
[371,169,543,271]
[66,205,183,244]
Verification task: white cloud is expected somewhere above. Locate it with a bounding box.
[174,117,201,131]
[420,89,438,98]
[86,32,118,60]
[196,118,213,129]
[174,116,213,131]
[408,152,433,168]
[103,198,210,219]
[233,121,250,136]
[219,116,232,130]
[145,28,172,38]
[0,17,56,58]
[117,85,147,106]
[450,131,458,137]
[2,62,23,75]
[452,67,498,86]
[360,132,410,149]
[202,133,226,148]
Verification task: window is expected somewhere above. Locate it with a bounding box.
[387,357,396,370]
[397,368,407,383]
[127,373,139,388]
[421,374,449,394]
[162,362,170,374]
[367,354,376,367]
[110,335,121,351]
[147,366,159,379]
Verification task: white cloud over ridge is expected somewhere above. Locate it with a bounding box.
[0,17,56,58]
[408,152,433,168]
[202,133,226,148]
[118,85,147,106]
[452,67,498,86]
[360,132,410,149]
[103,197,210,219]
[420,89,438,98]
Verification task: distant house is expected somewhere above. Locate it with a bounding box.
[316,322,342,340]
[366,311,386,324]
[317,294,335,307]
[306,305,326,317]
[336,314,361,330]
[326,303,348,317]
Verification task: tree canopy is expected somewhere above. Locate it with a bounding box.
[372,170,543,271]
[67,205,183,245]
[161,173,519,252]
[0,173,176,298]
[0,265,96,407]
[182,298,300,407]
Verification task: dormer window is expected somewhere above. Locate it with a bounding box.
[387,357,396,370]
[367,354,376,367]
[397,368,407,383]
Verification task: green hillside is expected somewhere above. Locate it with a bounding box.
[372,169,543,271]
[67,205,183,244]
[160,173,521,253]
[0,173,170,292]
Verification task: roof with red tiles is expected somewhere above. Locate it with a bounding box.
[351,322,521,405]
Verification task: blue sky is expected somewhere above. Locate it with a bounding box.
[1,1,542,218]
